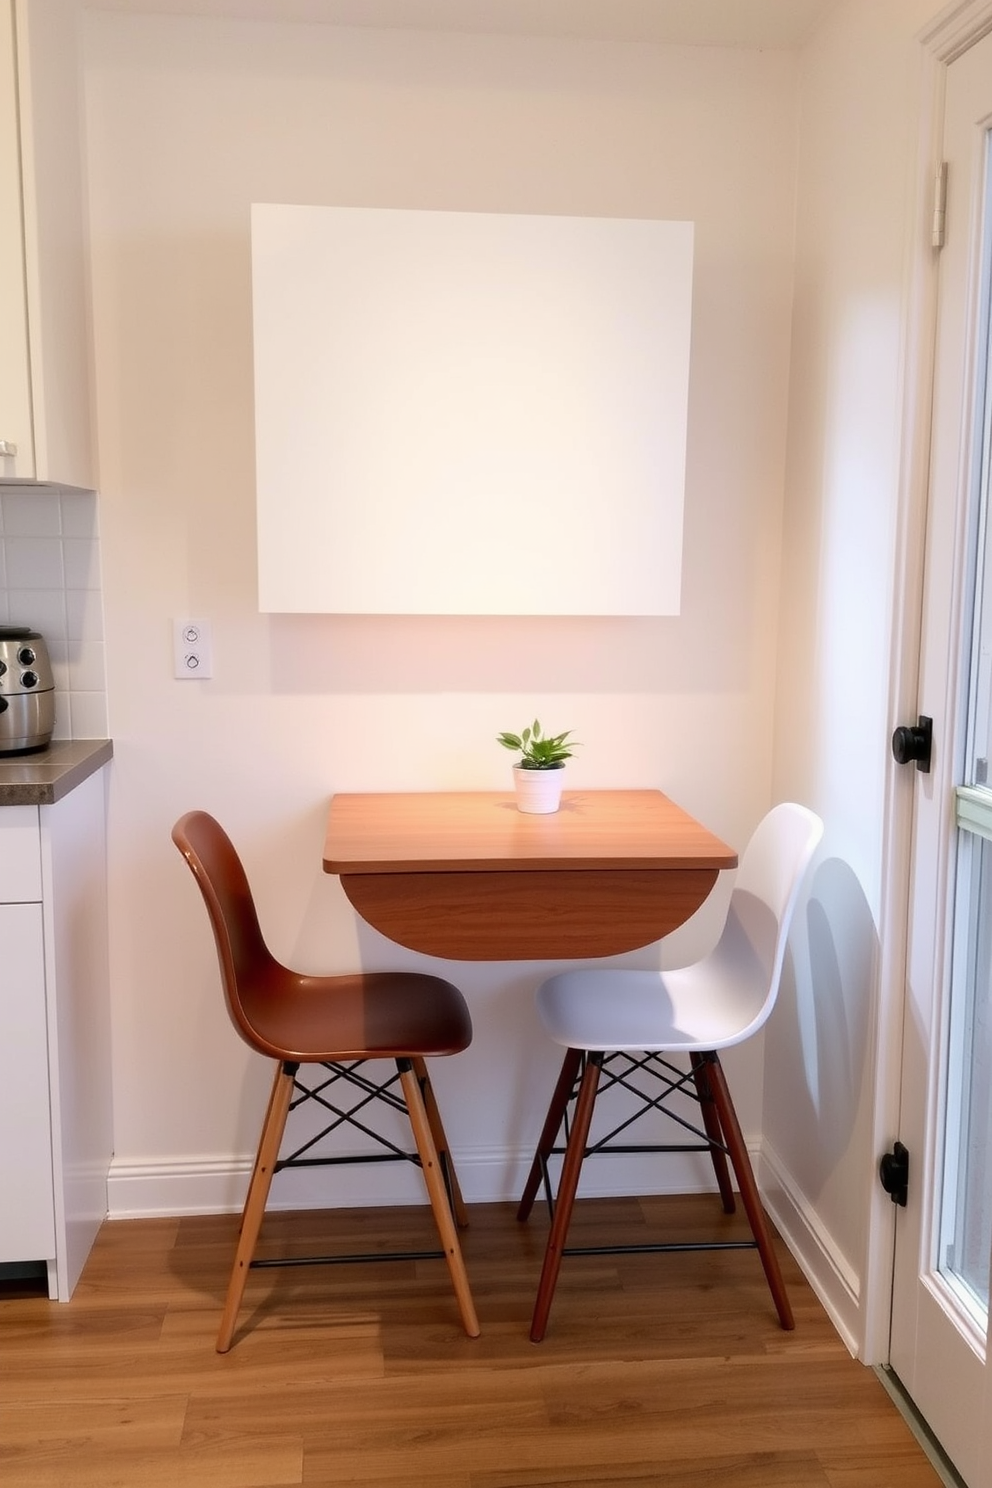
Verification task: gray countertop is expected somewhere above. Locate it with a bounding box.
[0,739,113,806]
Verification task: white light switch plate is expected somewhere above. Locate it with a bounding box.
[173,618,213,679]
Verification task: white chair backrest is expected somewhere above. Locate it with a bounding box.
[700,802,823,1044]
[736,802,823,930]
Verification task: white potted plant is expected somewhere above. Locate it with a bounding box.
[497,719,577,814]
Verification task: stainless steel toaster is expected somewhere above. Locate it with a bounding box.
[0,626,55,754]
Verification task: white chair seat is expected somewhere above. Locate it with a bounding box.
[537,903,771,1052]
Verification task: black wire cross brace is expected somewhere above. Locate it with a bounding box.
[250,1057,453,1270]
[539,1049,759,1259]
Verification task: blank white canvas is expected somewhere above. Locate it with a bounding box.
[251,204,693,615]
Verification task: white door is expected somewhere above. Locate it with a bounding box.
[889,22,992,1488]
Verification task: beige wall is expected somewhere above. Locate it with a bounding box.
[81,13,799,1214]
[764,0,947,1357]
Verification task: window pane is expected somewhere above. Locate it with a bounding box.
[941,824,992,1321]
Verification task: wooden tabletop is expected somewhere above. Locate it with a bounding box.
[323,790,737,961]
[324,789,737,874]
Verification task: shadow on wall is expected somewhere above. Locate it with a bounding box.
[766,854,879,1203]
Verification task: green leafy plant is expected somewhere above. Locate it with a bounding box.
[497,719,578,771]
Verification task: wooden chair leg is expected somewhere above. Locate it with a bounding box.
[217,1060,295,1353]
[705,1054,795,1330]
[399,1062,480,1339]
[529,1052,602,1343]
[690,1052,736,1214]
[517,1046,583,1222]
[412,1056,468,1229]
[235,1059,286,1234]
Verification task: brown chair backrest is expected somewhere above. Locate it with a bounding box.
[172,810,281,1056]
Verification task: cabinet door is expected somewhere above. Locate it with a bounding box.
[0,0,95,488]
[0,805,43,901]
[0,0,35,480]
[0,901,55,1263]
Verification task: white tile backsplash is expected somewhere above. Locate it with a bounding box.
[5,586,67,640]
[63,536,102,589]
[59,492,99,539]
[1,489,63,536]
[67,690,109,738]
[65,586,104,642]
[0,487,108,740]
[6,535,65,588]
[68,639,107,692]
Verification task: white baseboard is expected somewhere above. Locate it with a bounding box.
[107,1145,721,1219]
[758,1137,863,1358]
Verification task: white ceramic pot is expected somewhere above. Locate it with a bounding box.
[512,764,565,814]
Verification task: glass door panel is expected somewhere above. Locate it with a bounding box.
[942,815,992,1329]
[940,131,992,1352]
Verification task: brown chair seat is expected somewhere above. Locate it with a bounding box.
[231,966,472,1064]
[172,809,480,1351]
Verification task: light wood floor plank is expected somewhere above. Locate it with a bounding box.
[471,1456,831,1488]
[0,1396,188,1451]
[0,1438,303,1488]
[0,1198,944,1488]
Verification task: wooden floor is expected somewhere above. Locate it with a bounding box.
[0,1195,943,1488]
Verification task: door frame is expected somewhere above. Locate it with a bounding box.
[867,0,992,1367]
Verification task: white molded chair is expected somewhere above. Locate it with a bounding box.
[517,802,823,1342]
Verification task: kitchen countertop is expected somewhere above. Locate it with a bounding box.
[0,739,113,806]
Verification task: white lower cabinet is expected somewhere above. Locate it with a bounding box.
[0,769,112,1298]
[1,901,55,1266]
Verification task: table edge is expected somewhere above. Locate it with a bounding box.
[323,789,738,875]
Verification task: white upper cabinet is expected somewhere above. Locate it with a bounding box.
[0,0,95,490]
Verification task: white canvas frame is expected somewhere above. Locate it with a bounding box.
[251,203,693,615]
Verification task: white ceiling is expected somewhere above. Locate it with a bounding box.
[85,0,841,50]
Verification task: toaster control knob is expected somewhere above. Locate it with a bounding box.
[0,659,5,676]
[0,696,6,713]
[17,646,36,666]
[21,670,38,689]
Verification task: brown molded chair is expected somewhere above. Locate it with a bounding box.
[172,810,480,1351]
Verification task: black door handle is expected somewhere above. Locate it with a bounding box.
[879,1141,909,1206]
[892,715,932,773]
